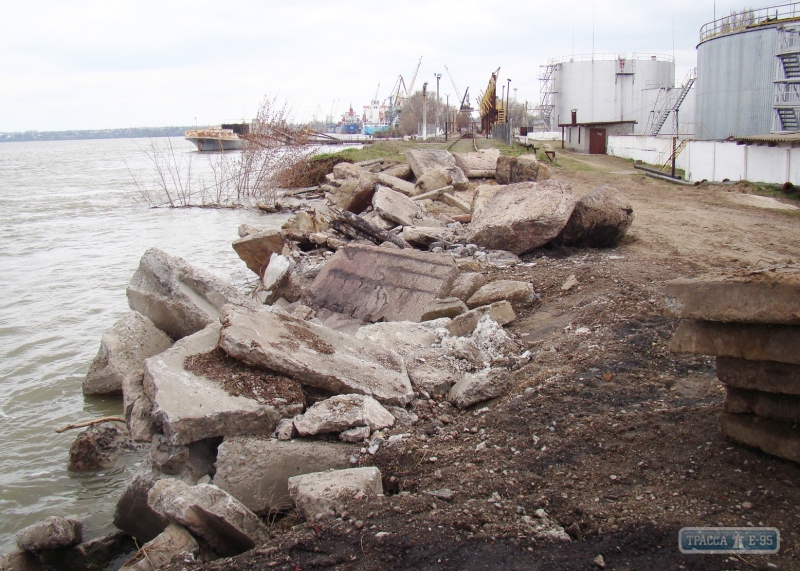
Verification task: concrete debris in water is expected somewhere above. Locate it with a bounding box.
[127,247,253,340]
[84,311,173,396]
[15,516,83,552]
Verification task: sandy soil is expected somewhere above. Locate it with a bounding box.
[166,149,800,571]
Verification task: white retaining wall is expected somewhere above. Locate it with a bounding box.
[608,135,800,185]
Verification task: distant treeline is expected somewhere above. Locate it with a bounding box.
[0,126,204,143]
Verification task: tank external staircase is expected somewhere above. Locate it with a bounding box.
[646,68,697,136]
[773,26,800,132]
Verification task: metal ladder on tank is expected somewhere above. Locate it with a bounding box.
[646,68,697,136]
[773,26,800,132]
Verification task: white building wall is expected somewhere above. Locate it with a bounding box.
[609,135,798,184]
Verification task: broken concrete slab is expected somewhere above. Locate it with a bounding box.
[305,244,459,323]
[127,248,253,340]
[446,301,516,337]
[469,181,576,255]
[555,185,634,247]
[144,323,292,445]
[724,386,800,424]
[51,530,135,571]
[84,311,173,396]
[218,305,414,405]
[467,280,535,310]
[454,149,501,178]
[373,186,423,226]
[15,517,82,552]
[150,434,190,475]
[293,394,395,436]
[355,320,441,354]
[471,184,502,219]
[717,357,800,395]
[231,229,286,278]
[405,149,469,190]
[123,367,157,443]
[441,192,471,213]
[407,362,458,396]
[377,172,415,195]
[420,298,468,321]
[496,154,549,184]
[719,412,800,463]
[114,472,170,544]
[362,210,398,231]
[666,269,800,325]
[381,163,412,180]
[340,426,371,442]
[121,523,198,571]
[449,368,509,409]
[288,467,383,521]
[401,225,454,249]
[148,479,270,556]
[333,162,363,180]
[414,169,453,195]
[670,320,800,365]
[213,437,353,514]
[448,273,486,302]
[343,174,379,214]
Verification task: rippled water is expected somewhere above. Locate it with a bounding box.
[0,138,288,552]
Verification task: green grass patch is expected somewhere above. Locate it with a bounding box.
[749,182,800,204]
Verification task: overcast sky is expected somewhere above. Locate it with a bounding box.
[0,0,749,131]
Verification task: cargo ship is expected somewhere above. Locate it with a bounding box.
[336,106,362,134]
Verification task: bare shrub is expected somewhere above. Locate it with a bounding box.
[128,97,315,208]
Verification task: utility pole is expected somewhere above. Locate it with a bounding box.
[445,93,450,141]
[506,79,511,123]
[434,73,442,138]
[422,82,428,140]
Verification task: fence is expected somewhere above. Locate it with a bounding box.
[492,123,512,145]
[608,135,800,185]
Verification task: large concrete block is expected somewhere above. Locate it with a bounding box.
[218,305,413,405]
[719,412,800,463]
[293,394,395,436]
[373,186,423,226]
[15,517,82,552]
[717,357,800,395]
[405,149,468,190]
[120,524,198,571]
[231,229,286,278]
[288,467,383,521]
[305,244,459,323]
[555,184,634,247]
[724,386,800,424]
[666,269,800,325]
[213,438,352,514]
[84,311,173,396]
[670,320,800,365]
[144,323,295,445]
[468,181,576,255]
[148,479,269,556]
[127,248,252,340]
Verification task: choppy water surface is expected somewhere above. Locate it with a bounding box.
[0,137,288,551]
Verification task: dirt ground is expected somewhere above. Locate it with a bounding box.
[167,148,800,571]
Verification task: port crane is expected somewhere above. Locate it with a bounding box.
[384,56,423,128]
[445,65,472,110]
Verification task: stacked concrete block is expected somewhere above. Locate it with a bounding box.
[667,269,800,462]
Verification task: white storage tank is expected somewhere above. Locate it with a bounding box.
[695,3,800,140]
[547,53,675,134]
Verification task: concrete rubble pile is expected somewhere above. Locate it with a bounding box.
[668,268,800,462]
[7,148,639,570]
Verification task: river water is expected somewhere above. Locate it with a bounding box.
[0,137,289,552]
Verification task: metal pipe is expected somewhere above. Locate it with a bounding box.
[422,82,428,140]
[634,162,681,178]
[645,171,696,185]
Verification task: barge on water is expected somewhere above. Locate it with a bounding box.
[185,123,249,151]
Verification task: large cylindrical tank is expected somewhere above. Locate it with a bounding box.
[551,54,674,133]
[695,25,778,140]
